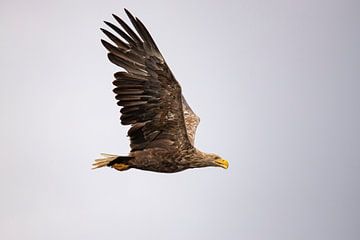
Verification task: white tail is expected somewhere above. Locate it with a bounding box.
[92,153,119,169]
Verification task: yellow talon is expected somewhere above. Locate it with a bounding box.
[112,163,130,171]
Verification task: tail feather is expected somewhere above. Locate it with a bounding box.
[92,153,119,169]
[92,153,133,170]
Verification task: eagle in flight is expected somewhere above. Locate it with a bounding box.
[92,9,228,173]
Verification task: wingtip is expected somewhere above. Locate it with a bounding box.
[112,13,123,23]
[103,20,111,27]
[100,27,110,36]
[100,39,108,47]
[124,8,134,18]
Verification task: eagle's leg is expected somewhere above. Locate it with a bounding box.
[112,163,130,171]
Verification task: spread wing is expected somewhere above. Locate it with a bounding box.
[101,9,192,152]
[182,96,200,145]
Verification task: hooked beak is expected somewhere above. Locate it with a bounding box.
[214,159,229,169]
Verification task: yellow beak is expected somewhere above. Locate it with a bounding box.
[214,159,229,169]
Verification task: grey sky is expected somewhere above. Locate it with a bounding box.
[1,0,359,239]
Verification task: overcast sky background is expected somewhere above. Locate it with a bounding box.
[1,0,359,239]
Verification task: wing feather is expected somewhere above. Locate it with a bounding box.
[182,96,200,145]
[102,9,194,152]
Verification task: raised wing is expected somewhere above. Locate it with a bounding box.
[182,96,200,145]
[101,9,192,152]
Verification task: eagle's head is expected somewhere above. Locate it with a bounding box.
[206,153,229,169]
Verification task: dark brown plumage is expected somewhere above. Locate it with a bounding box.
[92,9,228,173]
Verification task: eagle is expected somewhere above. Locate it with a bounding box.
[92,9,228,173]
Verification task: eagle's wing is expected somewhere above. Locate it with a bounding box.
[182,96,200,145]
[101,9,192,152]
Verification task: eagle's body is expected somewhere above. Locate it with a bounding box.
[92,9,228,173]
